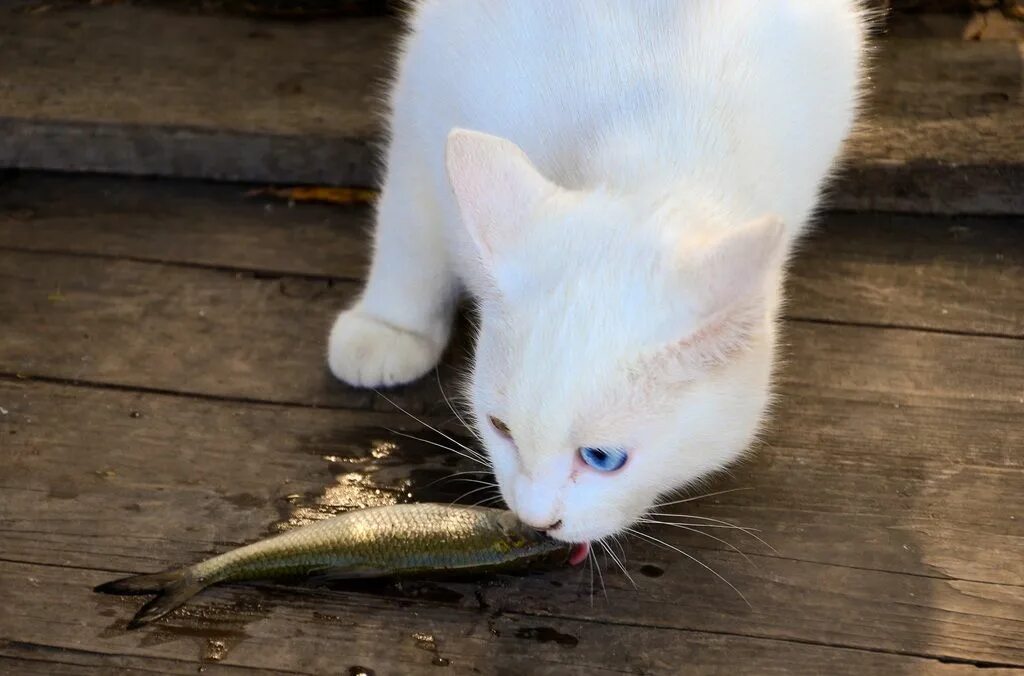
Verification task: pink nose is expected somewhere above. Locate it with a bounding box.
[513,476,561,531]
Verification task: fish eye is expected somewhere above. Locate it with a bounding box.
[578,447,628,472]
[489,416,512,440]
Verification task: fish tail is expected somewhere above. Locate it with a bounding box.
[94,567,205,628]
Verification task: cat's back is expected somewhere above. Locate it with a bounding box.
[397,0,866,210]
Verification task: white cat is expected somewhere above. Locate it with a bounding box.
[329,0,867,552]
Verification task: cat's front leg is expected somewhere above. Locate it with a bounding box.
[328,161,457,388]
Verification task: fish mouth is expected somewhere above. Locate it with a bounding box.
[568,542,590,566]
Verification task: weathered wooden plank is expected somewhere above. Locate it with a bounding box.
[2,246,1021,413]
[9,561,998,676]
[2,175,1022,337]
[0,642,290,675]
[0,173,369,279]
[0,248,373,409]
[2,376,1020,584]
[833,39,1024,214]
[790,212,1024,337]
[2,377,1022,665]
[0,6,1021,213]
[0,5,390,187]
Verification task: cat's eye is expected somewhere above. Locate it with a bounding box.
[579,447,628,472]
[489,416,512,439]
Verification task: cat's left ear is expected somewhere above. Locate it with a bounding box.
[664,215,787,370]
[445,129,558,260]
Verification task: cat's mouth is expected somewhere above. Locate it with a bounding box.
[568,542,590,566]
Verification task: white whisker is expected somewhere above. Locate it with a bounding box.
[418,469,494,490]
[624,527,750,607]
[593,543,609,602]
[436,370,476,436]
[469,493,503,508]
[601,540,636,589]
[587,547,595,607]
[448,484,499,506]
[374,390,487,463]
[638,520,755,567]
[645,513,775,552]
[448,478,499,487]
[384,427,487,467]
[654,487,753,508]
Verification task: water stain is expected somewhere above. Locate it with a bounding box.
[97,594,273,665]
[273,427,495,534]
[486,611,503,637]
[514,626,579,648]
[315,577,466,609]
[412,632,451,667]
[203,639,229,661]
[639,564,664,578]
[224,492,267,509]
[349,668,376,676]
[401,581,464,604]
[48,480,79,499]
[313,611,355,627]
[473,589,489,611]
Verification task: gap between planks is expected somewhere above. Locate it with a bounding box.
[1,242,1020,342]
[3,558,1022,672]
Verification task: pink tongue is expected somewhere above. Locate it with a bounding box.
[568,542,591,566]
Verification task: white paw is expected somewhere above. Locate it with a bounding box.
[327,309,446,388]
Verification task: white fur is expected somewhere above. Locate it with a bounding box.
[329,0,867,543]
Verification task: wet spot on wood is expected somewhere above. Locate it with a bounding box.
[274,427,493,533]
[349,667,376,676]
[203,639,228,662]
[412,632,451,667]
[313,611,354,626]
[639,564,664,578]
[514,626,579,648]
[48,479,79,499]
[224,492,267,509]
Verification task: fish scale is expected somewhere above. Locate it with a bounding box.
[96,503,572,628]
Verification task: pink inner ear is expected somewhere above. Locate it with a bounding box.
[682,215,785,317]
[637,303,762,384]
[445,128,559,263]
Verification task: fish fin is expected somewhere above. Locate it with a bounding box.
[94,568,184,595]
[95,567,205,629]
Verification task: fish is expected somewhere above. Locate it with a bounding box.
[95,503,577,628]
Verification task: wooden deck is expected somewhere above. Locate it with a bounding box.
[0,172,1021,674]
[3,4,1024,214]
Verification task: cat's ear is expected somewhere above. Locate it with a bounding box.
[668,215,786,369]
[445,129,558,259]
[684,214,786,316]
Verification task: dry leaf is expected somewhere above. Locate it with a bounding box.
[248,186,378,206]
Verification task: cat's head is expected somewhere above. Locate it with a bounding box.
[446,129,784,547]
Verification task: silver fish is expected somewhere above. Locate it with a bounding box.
[96,503,574,627]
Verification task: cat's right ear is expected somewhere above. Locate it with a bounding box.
[445,129,557,261]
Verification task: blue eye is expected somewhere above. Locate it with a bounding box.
[579,447,628,472]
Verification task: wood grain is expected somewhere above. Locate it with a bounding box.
[0,7,1021,213]
[7,562,1009,676]
[2,174,1021,338]
[2,377,1022,666]
[1,245,1021,415]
